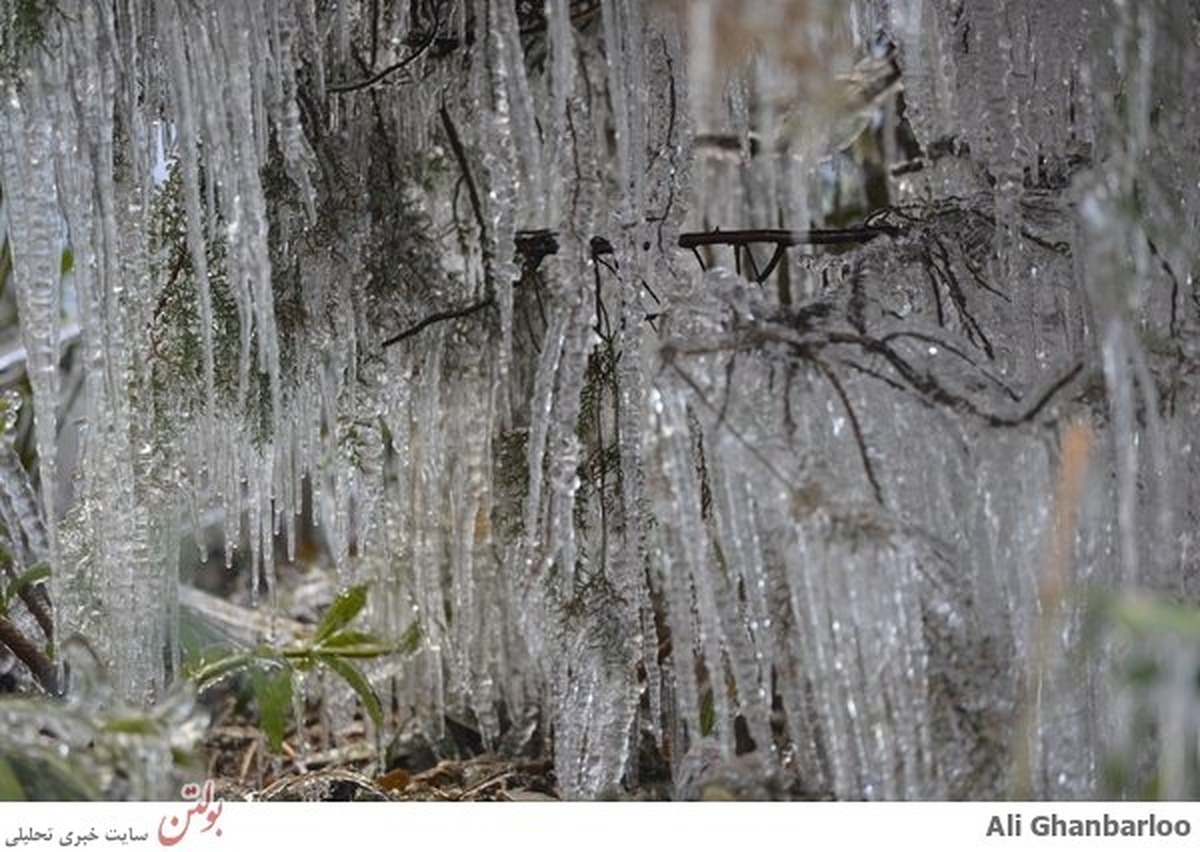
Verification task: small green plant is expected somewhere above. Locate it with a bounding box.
[1083,589,1200,799]
[187,584,419,753]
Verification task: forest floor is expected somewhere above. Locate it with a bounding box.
[196,675,795,801]
[188,547,569,802]
[184,538,782,802]
[201,707,562,801]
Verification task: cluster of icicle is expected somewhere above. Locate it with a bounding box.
[0,0,1198,800]
[0,0,320,704]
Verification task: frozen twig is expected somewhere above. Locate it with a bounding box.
[0,613,58,694]
[382,225,899,347]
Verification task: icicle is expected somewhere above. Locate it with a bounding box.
[491,0,543,219]
[647,390,714,753]
[520,307,568,579]
[266,3,317,222]
[0,67,62,569]
[470,0,521,395]
[0,391,47,562]
[709,461,774,755]
[161,0,217,427]
[546,0,574,228]
[600,1,633,203]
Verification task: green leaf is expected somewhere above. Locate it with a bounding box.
[311,640,392,659]
[250,665,293,754]
[59,247,73,277]
[2,563,50,610]
[188,651,256,691]
[1108,594,1200,639]
[289,653,316,672]
[101,717,159,735]
[1122,655,1160,686]
[397,621,422,654]
[0,755,27,801]
[314,584,369,644]
[318,654,383,728]
[315,629,380,649]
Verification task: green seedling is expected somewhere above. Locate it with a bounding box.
[187,584,419,753]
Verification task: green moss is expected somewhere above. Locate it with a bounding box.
[149,160,295,448]
[0,0,51,82]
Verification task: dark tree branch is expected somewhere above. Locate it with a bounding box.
[0,613,58,695]
[383,224,899,348]
[382,296,495,348]
[812,356,885,504]
[329,9,439,93]
[509,225,898,267]
[0,548,52,644]
[677,225,898,250]
[662,321,1082,432]
[16,580,52,644]
[439,104,487,244]
[757,244,787,284]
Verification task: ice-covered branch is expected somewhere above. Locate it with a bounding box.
[382,224,900,347]
[328,17,439,92]
[0,613,57,695]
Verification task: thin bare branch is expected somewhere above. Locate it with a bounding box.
[0,613,58,694]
